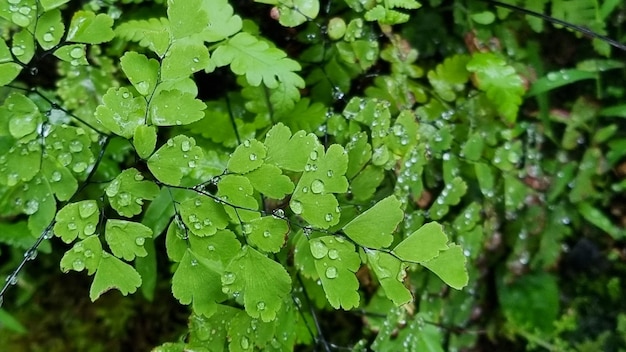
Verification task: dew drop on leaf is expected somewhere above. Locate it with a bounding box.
[309,150,318,160]
[70,47,84,59]
[328,249,339,260]
[72,259,85,271]
[325,213,334,222]
[325,266,338,279]
[310,240,328,259]
[311,179,325,194]
[58,153,72,166]
[263,230,271,238]
[67,222,77,230]
[240,336,250,350]
[290,200,303,215]
[223,272,236,285]
[249,153,257,161]
[256,301,266,311]
[135,237,145,246]
[181,140,191,152]
[84,224,96,236]
[5,275,17,286]
[43,33,54,42]
[23,199,39,215]
[79,202,97,218]
[84,250,93,258]
[51,171,62,182]
[7,173,19,186]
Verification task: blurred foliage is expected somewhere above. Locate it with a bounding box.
[1,0,626,351]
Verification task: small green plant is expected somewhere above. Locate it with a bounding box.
[1,0,626,351]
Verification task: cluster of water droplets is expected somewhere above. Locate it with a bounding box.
[310,238,345,279]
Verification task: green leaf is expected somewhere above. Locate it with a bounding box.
[167,0,208,39]
[393,222,449,263]
[149,89,206,126]
[343,196,403,249]
[67,11,115,44]
[264,123,318,172]
[188,229,241,265]
[12,29,35,64]
[121,52,159,96]
[106,168,160,217]
[310,236,361,309]
[366,251,412,305]
[40,0,70,11]
[578,202,624,239]
[161,37,211,80]
[0,142,40,186]
[90,252,142,301]
[227,139,267,174]
[35,10,65,50]
[427,54,470,102]
[148,135,204,185]
[217,175,260,222]
[471,11,495,25]
[2,93,41,139]
[246,216,289,253]
[245,164,295,199]
[54,44,89,66]
[222,246,291,321]
[134,124,157,159]
[428,177,467,220]
[211,32,304,100]
[421,245,468,290]
[95,87,147,138]
[53,201,100,243]
[200,0,242,42]
[172,249,225,317]
[60,235,103,275]
[105,219,153,261]
[0,62,22,86]
[115,18,171,57]
[467,52,525,123]
[179,195,230,237]
[273,0,320,27]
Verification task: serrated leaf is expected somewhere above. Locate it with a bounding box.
[161,37,211,81]
[121,52,159,96]
[421,245,468,290]
[211,32,304,103]
[148,135,204,185]
[216,175,260,222]
[167,0,208,39]
[310,236,360,309]
[53,201,100,243]
[246,216,289,253]
[115,18,171,56]
[67,11,115,44]
[394,222,449,263]
[366,251,412,305]
[104,219,153,261]
[264,123,317,172]
[90,252,142,301]
[201,0,242,42]
[467,52,525,124]
[227,139,266,174]
[222,246,291,322]
[172,249,225,317]
[274,0,320,27]
[179,195,230,237]
[428,54,470,102]
[35,10,65,50]
[245,164,295,199]
[134,124,157,159]
[105,168,160,217]
[149,89,206,126]
[189,229,241,265]
[95,87,147,138]
[343,196,403,249]
[60,235,103,275]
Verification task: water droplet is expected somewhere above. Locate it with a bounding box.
[43,32,54,42]
[242,223,252,234]
[324,213,334,222]
[325,266,338,279]
[290,200,303,215]
[118,192,131,206]
[7,172,19,186]
[122,92,130,99]
[23,199,39,215]
[50,171,62,182]
[58,153,72,166]
[11,13,30,27]
[192,57,200,63]
[67,222,77,230]
[309,151,318,160]
[243,140,251,147]
[181,140,191,152]
[326,170,333,177]
[84,224,96,236]
[24,249,37,261]
[310,240,328,259]
[84,250,94,258]
[69,47,84,59]
[190,259,198,266]
[5,274,17,286]
[263,230,271,238]
[188,160,196,168]
[72,259,85,271]
[8,0,21,4]
[79,202,97,218]
[72,162,88,173]
[136,81,149,94]
[240,336,250,350]
[135,237,145,246]
[328,249,339,260]
[256,301,266,311]
[223,272,236,285]
[311,179,325,194]
[249,153,257,161]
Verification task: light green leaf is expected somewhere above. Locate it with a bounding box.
[290,192,340,229]
[245,164,295,199]
[0,141,41,186]
[106,168,160,217]
[90,252,142,301]
[393,222,449,263]
[115,18,171,57]
[67,11,115,44]
[427,54,470,102]
[167,0,208,39]
[527,69,596,97]
[44,125,95,178]
[274,0,320,27]
[366,251,412,305]
[188,229,241,265]
[53,201,100,243]
[148,135,204,185]
[149,89,206,126]
[343,196,403,249]
[311,236,361,309]
[161,37,211,80]
[216,175,260,222]
[40,0,70,11]
[172,249,225,317]
[421,245,468,290]
[35,10,65,50]
[0,62,22,86]
[105,219,153,261]
[2,93,41,139]
[222,246,291,321]
[134,124,157,159]
[429,177,467,220]
[179,195,230,237]
[60,235,103,275]
[471,11,495,25]
[41,156,78,201]
[246,216,289,253]
[53,44,88,66]
[227,139,266,174]
[351,165,385,202]
[95,87,147,138]
[165,220,187,262]
[121,52,159,96]
[264,123,318,172]
[201,0,242,42]
[12,29,35,64]
[578,202,624,239]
